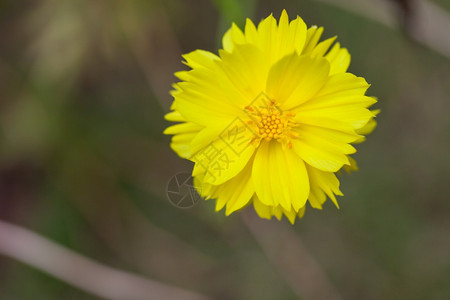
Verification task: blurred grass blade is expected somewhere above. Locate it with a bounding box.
[0,219,211,300]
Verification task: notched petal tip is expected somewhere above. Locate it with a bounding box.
[286,214,296,225]
[164,112,182,123]
[371,108,381,115]
[298,207,306,218]
[258,13,276,30]
[280,9,289,23]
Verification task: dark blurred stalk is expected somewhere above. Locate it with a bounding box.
[0,219,212,300]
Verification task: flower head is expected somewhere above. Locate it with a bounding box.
[164,10,378,223]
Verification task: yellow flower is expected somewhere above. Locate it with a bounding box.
[164,10,377,223]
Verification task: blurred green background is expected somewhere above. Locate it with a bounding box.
[0,0,449,299]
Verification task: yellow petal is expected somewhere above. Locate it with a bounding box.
[325,43,351,75]
[252,194,304,224]
[164,122,203,158]
[247,11,308,65]
[170,131,197,159]
[218,44,268,101]
[182,49,220,69]
[175,84,239,127]
[295,73,375,131]
[302,26,324,54]
[355,108,379,136]
[256,14,278,64]
[281,206,298,224]
[175,64,246,126]
[286,14,308,55]
[252,141,309,211]
[244,18,257,43]
[311,36,336,58]
[204,157,254,215]
[306,164,342,209]
[222,10,308,73]
[298,206,306,218]
[306,73,370,103]
[176,47,261,126]
[341,156,359,173]
[276,10,307,59]
[266,54,330,110]
[222,23,245,52]
[163,122,201,135]
[191,118,257,185]
[308,186,326,209]
[189,122,231,155]
[296,104,373,131]
[253,194,272,220]
[292,125,356,172]
[164,110,185,122]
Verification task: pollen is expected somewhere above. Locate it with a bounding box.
[245,100,297,147]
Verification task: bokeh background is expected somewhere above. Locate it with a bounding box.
[0,0,449,299]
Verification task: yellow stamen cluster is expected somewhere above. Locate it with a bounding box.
[245,100,297,148]
[259,111,283,140]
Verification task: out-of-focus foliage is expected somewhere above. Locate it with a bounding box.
[0,0,449,299]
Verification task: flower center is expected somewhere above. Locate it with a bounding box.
[245,99,297,148]
[258,111,283,140]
